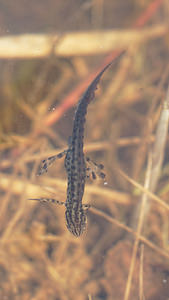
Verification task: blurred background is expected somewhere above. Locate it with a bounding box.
[0,0,169,299]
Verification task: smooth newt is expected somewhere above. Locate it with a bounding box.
[29,52,124,236]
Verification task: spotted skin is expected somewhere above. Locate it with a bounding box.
[62,61,115,236]
[30,52,124,236]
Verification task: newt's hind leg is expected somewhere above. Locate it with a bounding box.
[38,149,67,176]
[85,157,106,180]
[28,198,65,206]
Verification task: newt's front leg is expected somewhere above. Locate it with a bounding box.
[85,157,105,180]
[38,149,67,175]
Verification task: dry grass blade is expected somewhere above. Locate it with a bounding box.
[149,83,169,192]
[0,26,167,58]
[139,245,145,300]
[124,153,153,300]
[117,169,169,211]
[90,207,169,260]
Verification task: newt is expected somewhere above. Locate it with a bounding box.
[29,52,124,236]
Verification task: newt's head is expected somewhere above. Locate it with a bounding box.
[65,207,87,237]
